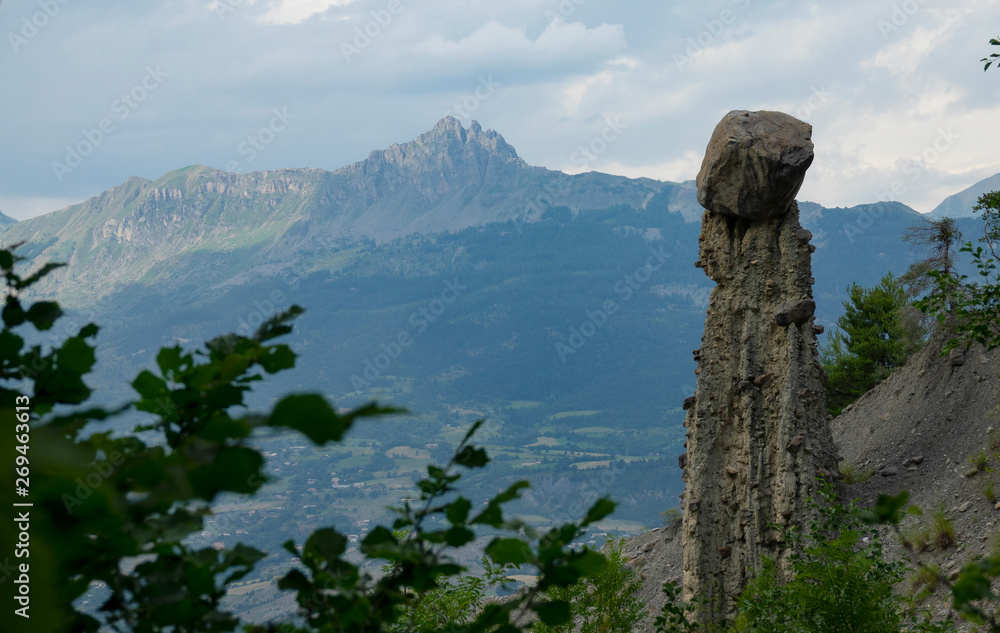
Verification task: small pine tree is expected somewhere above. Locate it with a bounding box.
[821,273,923,415]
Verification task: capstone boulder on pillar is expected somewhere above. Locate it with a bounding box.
[680,109,838,623]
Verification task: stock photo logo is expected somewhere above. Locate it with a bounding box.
[340,0,404,61]
[350,279,466,390]
[7,0,71,54]
[225,107,296,172]
[555,243,671,363]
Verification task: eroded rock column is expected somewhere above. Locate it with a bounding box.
[679,111,838,622]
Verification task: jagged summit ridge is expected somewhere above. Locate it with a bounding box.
[0,118,665,303]
[339,117,525,191]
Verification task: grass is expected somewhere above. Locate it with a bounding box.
[907,564,943,603]
[988,427,1000,453]
[971,447,989,472]
[900,524,932,553]
[931,508,956,550]
[839,461,876,485]
[984,476,998,504]
[990,528,1000,559]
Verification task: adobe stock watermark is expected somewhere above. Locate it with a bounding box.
[442,75,501,121]
[878,0,929,40]
[349,279,467,390]
[510,117,626,234]
[51,65,168,183]
[7,0,72,54]
[233,233,341,338]
[511,177,572,234]
[844,126,959,243]
[224,107,296,173]
[674,0,751,72]
[544,0,587,24]
[213,0,250,19]
[569,115,627,172]
[341,0,403,62]
[792,85,834,122]
[555,243,671,363]
[60,438,144,515]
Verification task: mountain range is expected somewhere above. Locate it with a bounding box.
[0,118,992,529]
[930,172,1000,218]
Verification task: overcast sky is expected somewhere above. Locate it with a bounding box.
[2,0,999,220]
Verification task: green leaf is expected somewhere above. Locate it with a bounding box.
[258,344,296,373]
[952,565,993,609]
[444,526,476,547]
[459,419,485,445]
[568,550,607,576]
[0,250,14,273]
[277,569,313,593]
[304,528,348,564]
[361,526,397,551]
[0,329,24,361]
[446,498,472,525]
[157,346,185,376]
[16,261,65,289]
[133,370,170,401]
[582,498,616,525]
[25,301,62,330]
[58,335,97,374]
[2,298,26,327]
[187,446,266,499]
[454,445,489,469]
[269,394,349,445]
[534,600,572,626]
[199,417,251,441]
[859,491,909,525]
[486,538,533,566]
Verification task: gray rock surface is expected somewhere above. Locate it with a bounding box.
[695,110,814,220]
[681,110,836,623]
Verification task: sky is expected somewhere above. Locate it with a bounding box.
[2,0,999,220]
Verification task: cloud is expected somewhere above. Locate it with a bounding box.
[412,18,627,71]
[4,0,1000,219]
[257,0,357,25]
[863,10,965,77]
[589,154,704,183]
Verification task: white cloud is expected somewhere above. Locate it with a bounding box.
[257,0,357,25]
[413,18,627,64]
[591,153,703,183]
[862,10,965,77]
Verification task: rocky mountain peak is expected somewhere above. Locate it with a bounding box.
[340,118,525,191]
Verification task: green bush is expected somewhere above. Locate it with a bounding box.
[731,483,949,633]
[535,537,646,633]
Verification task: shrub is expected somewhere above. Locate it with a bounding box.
[909,563,943,602]
[931,508,956,550]
[972,447,990,472]
[984,476,998,504]
[732,483,948,633]
[535,537,646,633]
[662,506,684,527]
